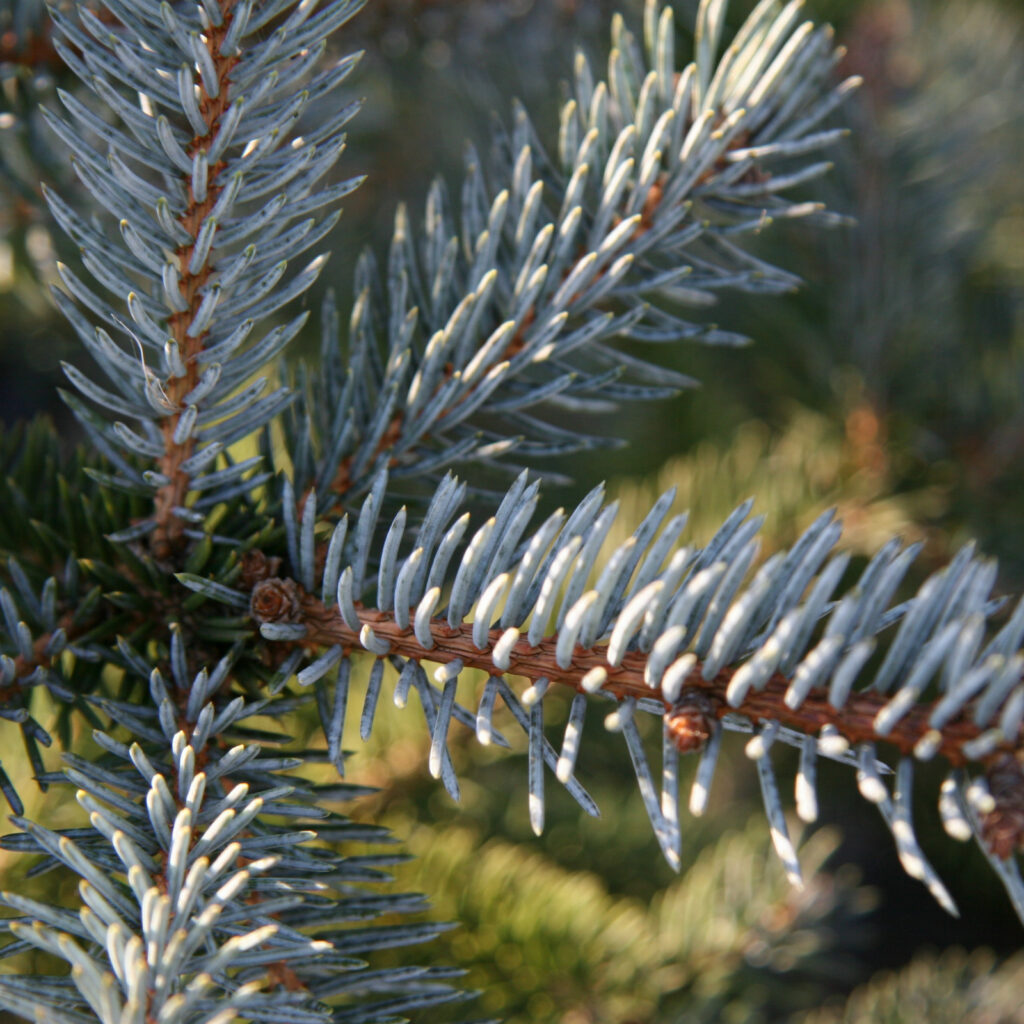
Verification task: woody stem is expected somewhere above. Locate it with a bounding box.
[151,1,239,560]
[277,588,1012,768]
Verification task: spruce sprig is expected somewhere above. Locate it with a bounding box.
[0,0,1021,1021]
[284,0,860,507]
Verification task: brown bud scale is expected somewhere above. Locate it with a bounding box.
[980,753,1024,860]
[250,577,303,624]
[665,689,720,753]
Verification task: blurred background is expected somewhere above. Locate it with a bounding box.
[1,0,1023,1020]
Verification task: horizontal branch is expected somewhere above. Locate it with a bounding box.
[253,579,1012,770]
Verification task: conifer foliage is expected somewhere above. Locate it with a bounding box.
[0,0,1021,1020]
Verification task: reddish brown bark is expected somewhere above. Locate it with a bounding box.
[151,3,241,560]
[250,581,1021,771]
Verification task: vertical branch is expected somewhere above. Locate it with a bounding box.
[152,1,239,560]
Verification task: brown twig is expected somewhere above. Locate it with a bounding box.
[251,580,1020,772]
[247,576,1024,857]
[324,121,767,510]
[150,3,241,560]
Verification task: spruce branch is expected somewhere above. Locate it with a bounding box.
[0,550,110,815]
[146,0,244,558]
[1,0,1020,1017]
[259,583,1000,772]
[286,0,861,508]
[0,665,472,1024]
[44,0,364,558]
[184,468,1024,923]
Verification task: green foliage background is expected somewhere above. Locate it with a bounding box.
[1,0,1021,1020]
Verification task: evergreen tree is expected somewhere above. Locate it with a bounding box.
[0,1,1021,1021]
